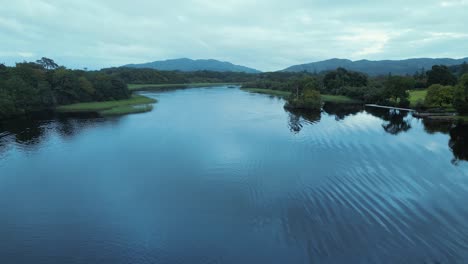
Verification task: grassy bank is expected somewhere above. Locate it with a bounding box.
[57,95,157,116]
[129,83,239,91]
[242,88,360,103]
[409,89,427,107]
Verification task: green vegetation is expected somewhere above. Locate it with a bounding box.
[409,89,427,106]
[427,65,457,86]
[285,88,322,111]
[425,84,455,107]
[453,74,468,114]
[56,95,156,116]
[242,88,291,98]
[323,68,368,94]
[0,58,130,119]
[129,83,238,91]
[102,67,257,86]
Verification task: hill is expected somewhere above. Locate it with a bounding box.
[122,58,261,73]
[283,58,468,76]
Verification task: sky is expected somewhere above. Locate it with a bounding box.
[1,0,467,71]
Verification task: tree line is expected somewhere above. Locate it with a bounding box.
[243,62,468,114]
[0,58,130,119]
[2,57,468,120]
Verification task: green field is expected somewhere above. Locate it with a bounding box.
[129,83,239,91]
[57,95,157,116]
[242,88,360,103]
[409,89,427,107]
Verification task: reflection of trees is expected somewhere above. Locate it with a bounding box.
[322,103,363,121]
[449,124,468,164]
[0,114,118,153]
[0,119,45,147]
[285,109,321,134]
[366,108,412,135]
[420,119,467,165]
[422,119,454,134]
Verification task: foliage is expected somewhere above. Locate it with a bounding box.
[323,68,368,94]
[0,58,130,119]
[285,76,322,111]
[453,74,468,114]
[36,57,59,70]
[427,65,457,86]
[425,84,454,107]
[383,76,415,107]
[103,67,257,85]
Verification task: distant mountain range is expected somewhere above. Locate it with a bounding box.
[282,58,468,76]
[122,58,261,73]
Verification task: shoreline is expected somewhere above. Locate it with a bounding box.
[56,95,157,116]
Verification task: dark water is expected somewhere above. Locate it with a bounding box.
[1,87,468,264]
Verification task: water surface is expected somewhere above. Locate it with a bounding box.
[1,87,467,263]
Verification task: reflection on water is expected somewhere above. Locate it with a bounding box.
[323,102,363,120]
[450,125,468,164]
[365,107,412,135]
[0,87,468,264]
[286,109,321,133]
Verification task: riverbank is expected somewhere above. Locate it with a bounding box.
[241,88,361,103]
[129,83,239,91]
[56,95,157,116]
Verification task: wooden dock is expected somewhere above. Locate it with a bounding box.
[365,104,415,112]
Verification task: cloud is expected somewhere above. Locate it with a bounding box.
[0,0,467,71]
[440,0,468,7]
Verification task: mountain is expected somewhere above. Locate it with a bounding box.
[122,58,261,73]
[283,58,468,76]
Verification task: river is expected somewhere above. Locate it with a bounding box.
[1,86,467,263]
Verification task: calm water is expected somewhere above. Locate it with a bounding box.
[1,86,468,264]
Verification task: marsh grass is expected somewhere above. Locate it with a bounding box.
[57,95,157,116]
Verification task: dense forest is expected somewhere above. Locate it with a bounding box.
[101,67,258,84]
[0,58,130,119]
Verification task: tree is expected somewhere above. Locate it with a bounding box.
[383,76,415,106]
[427,65,457,86]
[461,62,468,76]
[285,77,322,111]
[323,68,368,93]
[36,57,59,70]
[78,76,95,95]
[425,84,454,107]
[0,89,16,119]
[453,74,468,114]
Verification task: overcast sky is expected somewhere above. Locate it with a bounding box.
[1,0,467,71]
